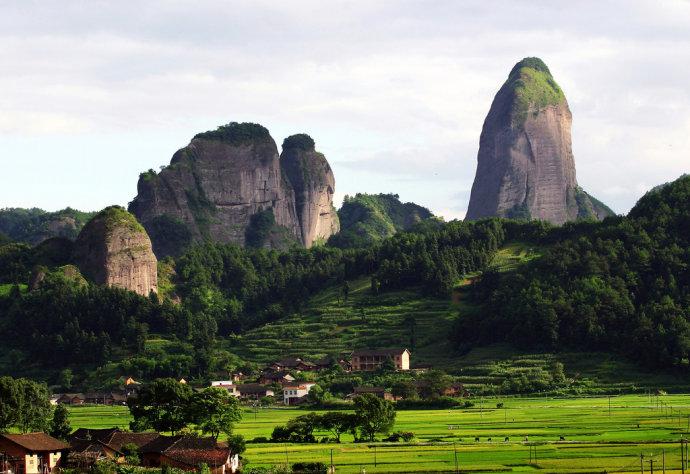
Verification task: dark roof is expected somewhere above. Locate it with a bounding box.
[68,439,114,455]
[235,384,272,394]
[164,448,229,467]
[69,428,120,443]
[140,435,182,454]
[352,348,410,357]
[108,432,160,451]
[1,433,69,452]
[273,358,303,367]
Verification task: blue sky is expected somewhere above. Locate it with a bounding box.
[1,0,689,219]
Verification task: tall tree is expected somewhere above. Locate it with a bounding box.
[188,387,243,440]
[353,393,396,441]
[50,405,72,440]
[127,378,193,434]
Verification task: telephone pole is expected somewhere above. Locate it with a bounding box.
[640,453,644,474]
[648,458,655,474]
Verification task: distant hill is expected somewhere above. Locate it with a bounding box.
[0,207,95,245]
[328,193,434,247]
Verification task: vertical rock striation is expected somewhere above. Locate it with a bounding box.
[465,57,613,224]
[129,123,339,256]
[74,206,158,296]
[280,134,340,247]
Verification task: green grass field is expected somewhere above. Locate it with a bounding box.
[70,395,690,473]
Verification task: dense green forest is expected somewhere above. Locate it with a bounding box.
[328,193,435,247]
[0,176,688,388]
[0,208,95,244]
[454,176,690,369]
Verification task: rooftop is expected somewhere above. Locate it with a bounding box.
[1,433,69,452]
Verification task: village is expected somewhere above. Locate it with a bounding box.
[50,349,467,408]
[1,349,471,474]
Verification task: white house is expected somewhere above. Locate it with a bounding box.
[282,382,317,405]
[210,381,238,396]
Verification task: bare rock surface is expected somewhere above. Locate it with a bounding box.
[280,134,340,247]
[129,123,339,255]
[466,57,613,224]
[74,206,158,296]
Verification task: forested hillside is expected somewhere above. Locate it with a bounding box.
[328,193,434,247]
[0,208,95,244]
[454,175,690,369]
[0,176,687,389]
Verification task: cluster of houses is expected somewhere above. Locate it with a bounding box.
[211,348,417,405]
[0,429,239,474]
[51,349,463,408]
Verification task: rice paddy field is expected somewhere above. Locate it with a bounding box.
[70,394,690,473]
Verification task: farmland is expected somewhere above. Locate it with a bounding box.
[70,394,690,472]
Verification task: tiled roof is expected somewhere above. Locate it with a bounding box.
[163,448,229,467]
[1,433,69,452]
[235,384,272,394]
[352,348,409,357]
[69,428,120,444]
[108,432,160,451]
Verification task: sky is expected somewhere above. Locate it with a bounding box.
[1,0,689,220]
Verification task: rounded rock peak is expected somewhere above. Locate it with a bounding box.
[193,122,271,145]
[508,57,553,78]
[84,205,146,235]
[282,134,316,152]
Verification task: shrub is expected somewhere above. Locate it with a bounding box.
[292,462,328,474]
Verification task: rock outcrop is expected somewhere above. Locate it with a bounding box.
[280,134,340,247]
[74,206,158,296]
[466,57,613,224]
[129,123,339,256]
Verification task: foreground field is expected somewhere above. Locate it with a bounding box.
[70,394,690,473]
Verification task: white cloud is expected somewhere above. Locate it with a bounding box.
[0,0,689,218]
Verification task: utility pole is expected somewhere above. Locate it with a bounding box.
[648,458,655,474]
[681,438,685,474]
[640,453,644,474]
[330,448,334,473]
[453,441,459,474]
[662,449,665,474]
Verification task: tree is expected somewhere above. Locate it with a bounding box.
[418,370,452,399]
[188,387,243,440]
[226,434,246,455]
[319,412,358,443]
[353,393,396,441]
[50,405,71,440]
[120,443,140,464]
[58,369,73,390]
[391,380,417,400]
[15,379,51,433]
[0,376,22,432]
[127,378,193,434]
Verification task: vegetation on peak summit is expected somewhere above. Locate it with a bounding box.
[282,134,316,152]
[328,193,434,248]
[193,122,271,145]
[86,206,146,235]
[501,57,567,125]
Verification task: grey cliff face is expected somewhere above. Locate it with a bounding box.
[466,57,613,224]
[280,135,340,247]
[129,124,339,255]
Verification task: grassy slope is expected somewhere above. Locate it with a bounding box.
[229,242,690,393]
[70,395,690,473]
